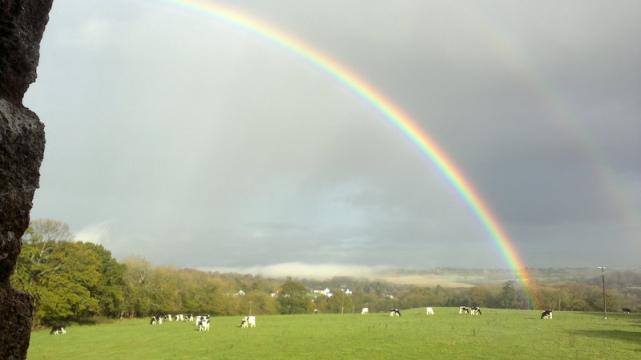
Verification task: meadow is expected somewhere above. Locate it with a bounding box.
[28,308,641,360]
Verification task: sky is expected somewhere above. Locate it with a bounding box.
[24,0,641,272]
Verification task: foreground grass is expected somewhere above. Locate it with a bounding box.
[28,308,641,359]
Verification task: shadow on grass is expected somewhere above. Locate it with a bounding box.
[68,317,117,326]
[577,311,640,319]
[576,312,641,326]
[572,329,641,347]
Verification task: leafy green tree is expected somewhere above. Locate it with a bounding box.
[237,290,279,315]
[122,257,154,317]
[278,279,312,314]
[13,219,73,300]
[13,220,103,324]
[500,281,517,308]
[325,290,354,314]
[85,243,126,317]
[13,226,114,324]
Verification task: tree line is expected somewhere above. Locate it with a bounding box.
[10,219,640,326]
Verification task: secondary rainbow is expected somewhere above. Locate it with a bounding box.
[166,0,533,288]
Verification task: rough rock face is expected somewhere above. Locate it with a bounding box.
[0,288,34,359]
[1,0,53,358]
[0,0,53,104]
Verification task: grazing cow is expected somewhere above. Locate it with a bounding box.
[470,306,482,316]
[622,308,632,314]
[195,315,210,325]
[197,317,210,332]
[426,307,435,315]
[176,314,185,321]
[240,316,256,328]
[361,307,369,314]
[165,314,173,322]
[459,306,471,314]
[50,325,66,335]
[150,314,164,325]
[188,314,194,322]
[541,310,553,319]
[389,308,401,317]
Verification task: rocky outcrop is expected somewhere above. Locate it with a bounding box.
[1,0,53,358]
[0,288,34,359]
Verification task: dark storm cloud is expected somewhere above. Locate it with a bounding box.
[25,0,641,270]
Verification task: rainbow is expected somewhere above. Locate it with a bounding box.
[456,3,640,244]
[165,0,533,288]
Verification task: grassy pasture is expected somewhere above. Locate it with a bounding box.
[28,308,641,359]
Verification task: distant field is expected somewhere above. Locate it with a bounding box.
[379,273,474,287]
[28,308,641,360]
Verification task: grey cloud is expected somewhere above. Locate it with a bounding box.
[26,0,641,269]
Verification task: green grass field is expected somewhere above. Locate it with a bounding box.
[28,308,641,360]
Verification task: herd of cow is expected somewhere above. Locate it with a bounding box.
[49,306,634,335]
[458,306,482,315]
[147,313,256,331]
[456,306,554,319]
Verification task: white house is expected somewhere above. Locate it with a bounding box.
[313,288,333,298]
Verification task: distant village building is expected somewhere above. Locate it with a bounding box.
[313,288,333,298]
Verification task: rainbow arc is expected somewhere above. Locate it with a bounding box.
[167,0,533,290]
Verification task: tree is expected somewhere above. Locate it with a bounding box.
[237,290,279,315]
[13,220,81,325]
[13,237,107,324]
[122,257,154,317]
[277,279,311,314]
[84,243,126,317]
[13,219,74,297]
[325,290,354,314]
[500,281,517,308]
[23,219,73,244]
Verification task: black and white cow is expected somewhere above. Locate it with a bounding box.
[195,315,210,325]
[459,306,471,314]
[622,308,632,314]
[150,315,164,325]
[197,316,210,331]
[240,316,256,328]
[470,306,482,316]
[389,308,401,317]
[541,310,553,319]
[50,325,66,335]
